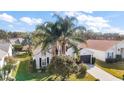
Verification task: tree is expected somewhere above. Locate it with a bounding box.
[33,15,87,80]
[47,56,87,81]
[33,14,86,57]
[0,29,8,40]
[21,33,32,53]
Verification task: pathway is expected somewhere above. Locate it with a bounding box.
[87,65,122,81]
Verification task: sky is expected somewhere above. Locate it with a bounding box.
[0,11,124,34]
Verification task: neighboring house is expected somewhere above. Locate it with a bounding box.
[9,38,24,45]
[33,47,52,69]
[79,39,124,62]
[0,43,12,68]
[65,46,94,64]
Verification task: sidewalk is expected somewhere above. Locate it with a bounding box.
[87,65,122,81]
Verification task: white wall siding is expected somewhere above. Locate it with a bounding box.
[0,60,3,68]
[33,54,41,69]
[0,57,6,68]
[8,45,12,56]
[88,49,106,61]
[33,52,52,69]
[66,48,74,57]
[80,48,93,55]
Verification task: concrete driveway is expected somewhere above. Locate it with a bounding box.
[87,65,122,81]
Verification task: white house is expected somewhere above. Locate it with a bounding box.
[0,43,13,68]
[33,47,52,69]
[79,39,124,62]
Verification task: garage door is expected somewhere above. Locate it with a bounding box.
[80,55,91,64]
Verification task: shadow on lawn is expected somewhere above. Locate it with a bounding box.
[96,60,124,70]
[15,60,51,81]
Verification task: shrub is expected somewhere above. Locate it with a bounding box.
[41,67,47,73]
[106,58,117,63]
[92,57,96,64]
[116,55,122,61]
[13,44,23,51]
[47,56,87,81]
[2,63,13,73]
[4,56,16,64]
[76,64,87,78]
[95,79,100,81]
[30,59,37,73]
[122,75,124,80]
[16,52,31,58]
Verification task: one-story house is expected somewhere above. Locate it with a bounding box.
[0,43,13,68]
[79,39,124,62]
[33,39,124,69]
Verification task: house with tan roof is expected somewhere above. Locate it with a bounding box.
[33,39,124,69]
[79,39,124,62]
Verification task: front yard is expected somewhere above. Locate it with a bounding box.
[11,54,96,81]
[96,60,124,80]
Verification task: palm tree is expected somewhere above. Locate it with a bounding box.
[33,14,86,57]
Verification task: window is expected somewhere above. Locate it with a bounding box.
[107,52,114,58]
[107,53,109,58]
[112,52,114,58]
[42,59,46,66]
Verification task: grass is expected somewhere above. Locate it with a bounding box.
[11,54,96,81]
[96,60,124,80]
[68,73,96,81]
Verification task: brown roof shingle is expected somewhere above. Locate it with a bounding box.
[79,39,120,51]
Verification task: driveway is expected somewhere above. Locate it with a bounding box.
[87,65,122,81]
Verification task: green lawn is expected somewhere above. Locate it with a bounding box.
[96,60,124,80]
[11,54,96,81]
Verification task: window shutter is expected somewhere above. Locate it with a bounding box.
[39,58,42,67]
[47,57,49,64]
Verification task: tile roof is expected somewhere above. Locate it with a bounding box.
[79,39,120,51]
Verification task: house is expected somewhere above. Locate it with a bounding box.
[0,43,13,68]
[79,39,124,62]
[9,38,24,45]
[65,45,94,64]
[33,39,124,69]
[33,47,52,69]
